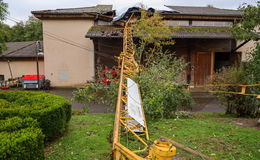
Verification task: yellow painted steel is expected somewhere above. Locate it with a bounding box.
[112,14,176,160]
[148,140,176,160]
[194,82,260,98]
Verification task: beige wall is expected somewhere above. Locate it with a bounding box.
[0,60,44,80]
[237,40,259,62]
[42,19,94,87]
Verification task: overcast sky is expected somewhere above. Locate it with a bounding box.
[3,0,258,26]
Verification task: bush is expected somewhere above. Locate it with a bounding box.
[73,82,118,112]
[210,65,260,117]
[0,91,72,140]
[73,53,193,119]
[0,117,44,160]
[135,53,194,119]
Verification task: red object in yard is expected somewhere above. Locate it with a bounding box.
[103,77,111,85]
[99,68,119,85]
[21,75,45,80]
[1,86,9,90]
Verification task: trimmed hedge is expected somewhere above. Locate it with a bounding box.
[0,91,72,140]
[0,117,44,160]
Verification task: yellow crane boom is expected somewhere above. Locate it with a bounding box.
[112,14,176,160]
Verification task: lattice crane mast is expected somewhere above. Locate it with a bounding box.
[112,14,176,160]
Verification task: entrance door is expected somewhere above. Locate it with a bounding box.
[194,52,213,86]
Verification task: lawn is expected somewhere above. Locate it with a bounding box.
[45,112,260,160]
[45,113,114,160]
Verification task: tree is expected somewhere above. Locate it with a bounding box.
[9,22,26,42]
[24,16,43,41]
[132,10,175,66]
[232,2,260,83]
[0,0,8,54]
[232,2,260,41]
[9,16,43,42]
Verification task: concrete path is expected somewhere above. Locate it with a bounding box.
[191,92,225,112]
[44,88,113,113]
[6,87,225,113]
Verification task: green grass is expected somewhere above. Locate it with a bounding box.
[45,112,260,160]
[149,113,260,160]
[45,113,114,160]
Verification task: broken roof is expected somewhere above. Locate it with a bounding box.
[1,41,43,59]
[32,4,115,21]
[32,4,113,15]
[86,26,233,39]
[164,6,243,16]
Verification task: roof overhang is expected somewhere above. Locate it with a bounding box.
[86,26,234,39]
[160,13,242,21]
[32,12,113,21]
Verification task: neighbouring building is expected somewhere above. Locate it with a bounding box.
[32,5,114,87]
[0,41,44,81]
[32,5,256,87]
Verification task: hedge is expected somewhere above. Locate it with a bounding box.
[0,117,44,160]
[0,91,72,140]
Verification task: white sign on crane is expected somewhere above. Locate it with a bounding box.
[126,78,145,128]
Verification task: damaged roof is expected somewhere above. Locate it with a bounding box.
[164,6,243,16]
[86,26,233,39]
[32,5,113,15]
[1,41,43,59]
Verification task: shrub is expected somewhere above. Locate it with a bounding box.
[210,65,260,117]
[0,117,44,160]
[135,53,194,119]
[73,53,194,119]
[0,91,72,140]
[73,82,118,112]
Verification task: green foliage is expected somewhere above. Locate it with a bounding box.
[132,10,193,119]
[132,10,174,47]
[5,16,43,42]
[132,10,175,65]
[0,91,72,140]
[0,1,8,21]
[232,2,260,41]
[175,27,231,33]
[211,66,259,117]
[0,117,39,132]
[0,1,8,54]
[212,3,260,117]
[0,117,44,160]
[135,52,193,119]
[73,82,118,112]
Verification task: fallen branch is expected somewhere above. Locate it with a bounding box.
[160,136,213,160]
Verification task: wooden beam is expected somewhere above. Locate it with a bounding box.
[211,51,215,75]
[33,13,95,20]
[160,137,214,160]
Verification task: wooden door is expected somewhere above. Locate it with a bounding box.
[194,52,213,86]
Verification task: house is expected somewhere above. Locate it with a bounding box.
[87,6,246,86]
[32,5,254,87]
[0,41,44,81]
[32,5,114,87]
